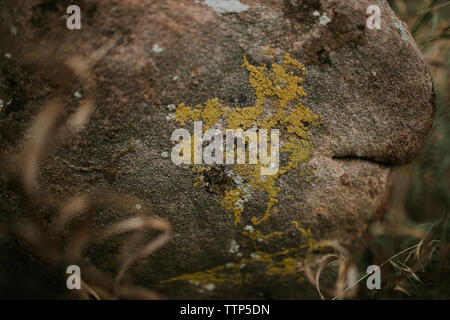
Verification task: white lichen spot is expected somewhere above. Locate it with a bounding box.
[313,11,320,17]
[10,25,17,35]
[4,53,12,59]
[225,262,234,268]
[152,44,164,53]
[203,0,249,15]
[204,283,216,292]
[250,253,260,260]
[74,91,82,99]
[233,175,243,185]
[161,151,170,159]
[257,238,264,243]
[135,204,142,210]
[319,13,331,25]
[372,71,377,77]
[166,113,176,121]
[226,170,234,178]
[239,263,246,269]
[166,104,177,112]
[244,225,254,232]
[241,185,253,202]
[229,239,240,255]
[392,16,410,41]
[173,75,179,81]
[235,198,244,210]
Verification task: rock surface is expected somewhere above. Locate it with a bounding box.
[0,0,435,299]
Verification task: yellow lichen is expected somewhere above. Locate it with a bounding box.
[292,220,318,250]
[161,222,322,288]
[242,229,283,241]
[221,188,245,226]
[175,98,224,130]
[161,245,307,287]
[283,53,307,75]
[265,257,299,278]
[163,51,324,290]
[173,53,322,225]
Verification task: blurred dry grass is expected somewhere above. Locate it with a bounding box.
[356,0,450,299]
[0,39,172,300]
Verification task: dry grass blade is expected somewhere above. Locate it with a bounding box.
[54,196,90,231]
[52,194,172,298]
[101,215,172,297]
[303,240,350,300]
[22,97,64,194]
[391,260,422,283]
[394,283,411,296]
[66,98,94,135]
[103,216,171,239]
[63,37,120,137]
[15,221,59,266]
[339,241,426,299]
[0,35,172,299]
[317,255,345,300]
[81,280,101,300]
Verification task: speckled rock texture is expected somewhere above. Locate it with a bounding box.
[0,0,435,299]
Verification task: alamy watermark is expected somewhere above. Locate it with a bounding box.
[66,265,81,290]
[65,4,382,31]
[366,265,381,289]
[171,121,280,176]
[66,5,81,30]
[367,5,381,30]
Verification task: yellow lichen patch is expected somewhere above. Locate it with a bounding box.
[292,221,318,250]
[265,257,299,278]
[241,55,307,109]
[200,98,223,130]
[283,103,321,139]
[221,188,245,226]
[283,53,307,75]
[242,229,283,242]
[165,52,324,290]
[160,220,322,289]
[232,164,280,226]
[226,105,263,130]
[173,53,320,226]
[280,136,311,174]
[161,245,308,288]
[175,98,224,130]
[175,102,201,126]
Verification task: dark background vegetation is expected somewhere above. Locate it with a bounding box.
[357,0,449,299]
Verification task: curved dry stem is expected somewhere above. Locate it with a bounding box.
[101,215,172,297]
[22,97,64,194]
[2,36,171,300]
[303,240,354,300]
